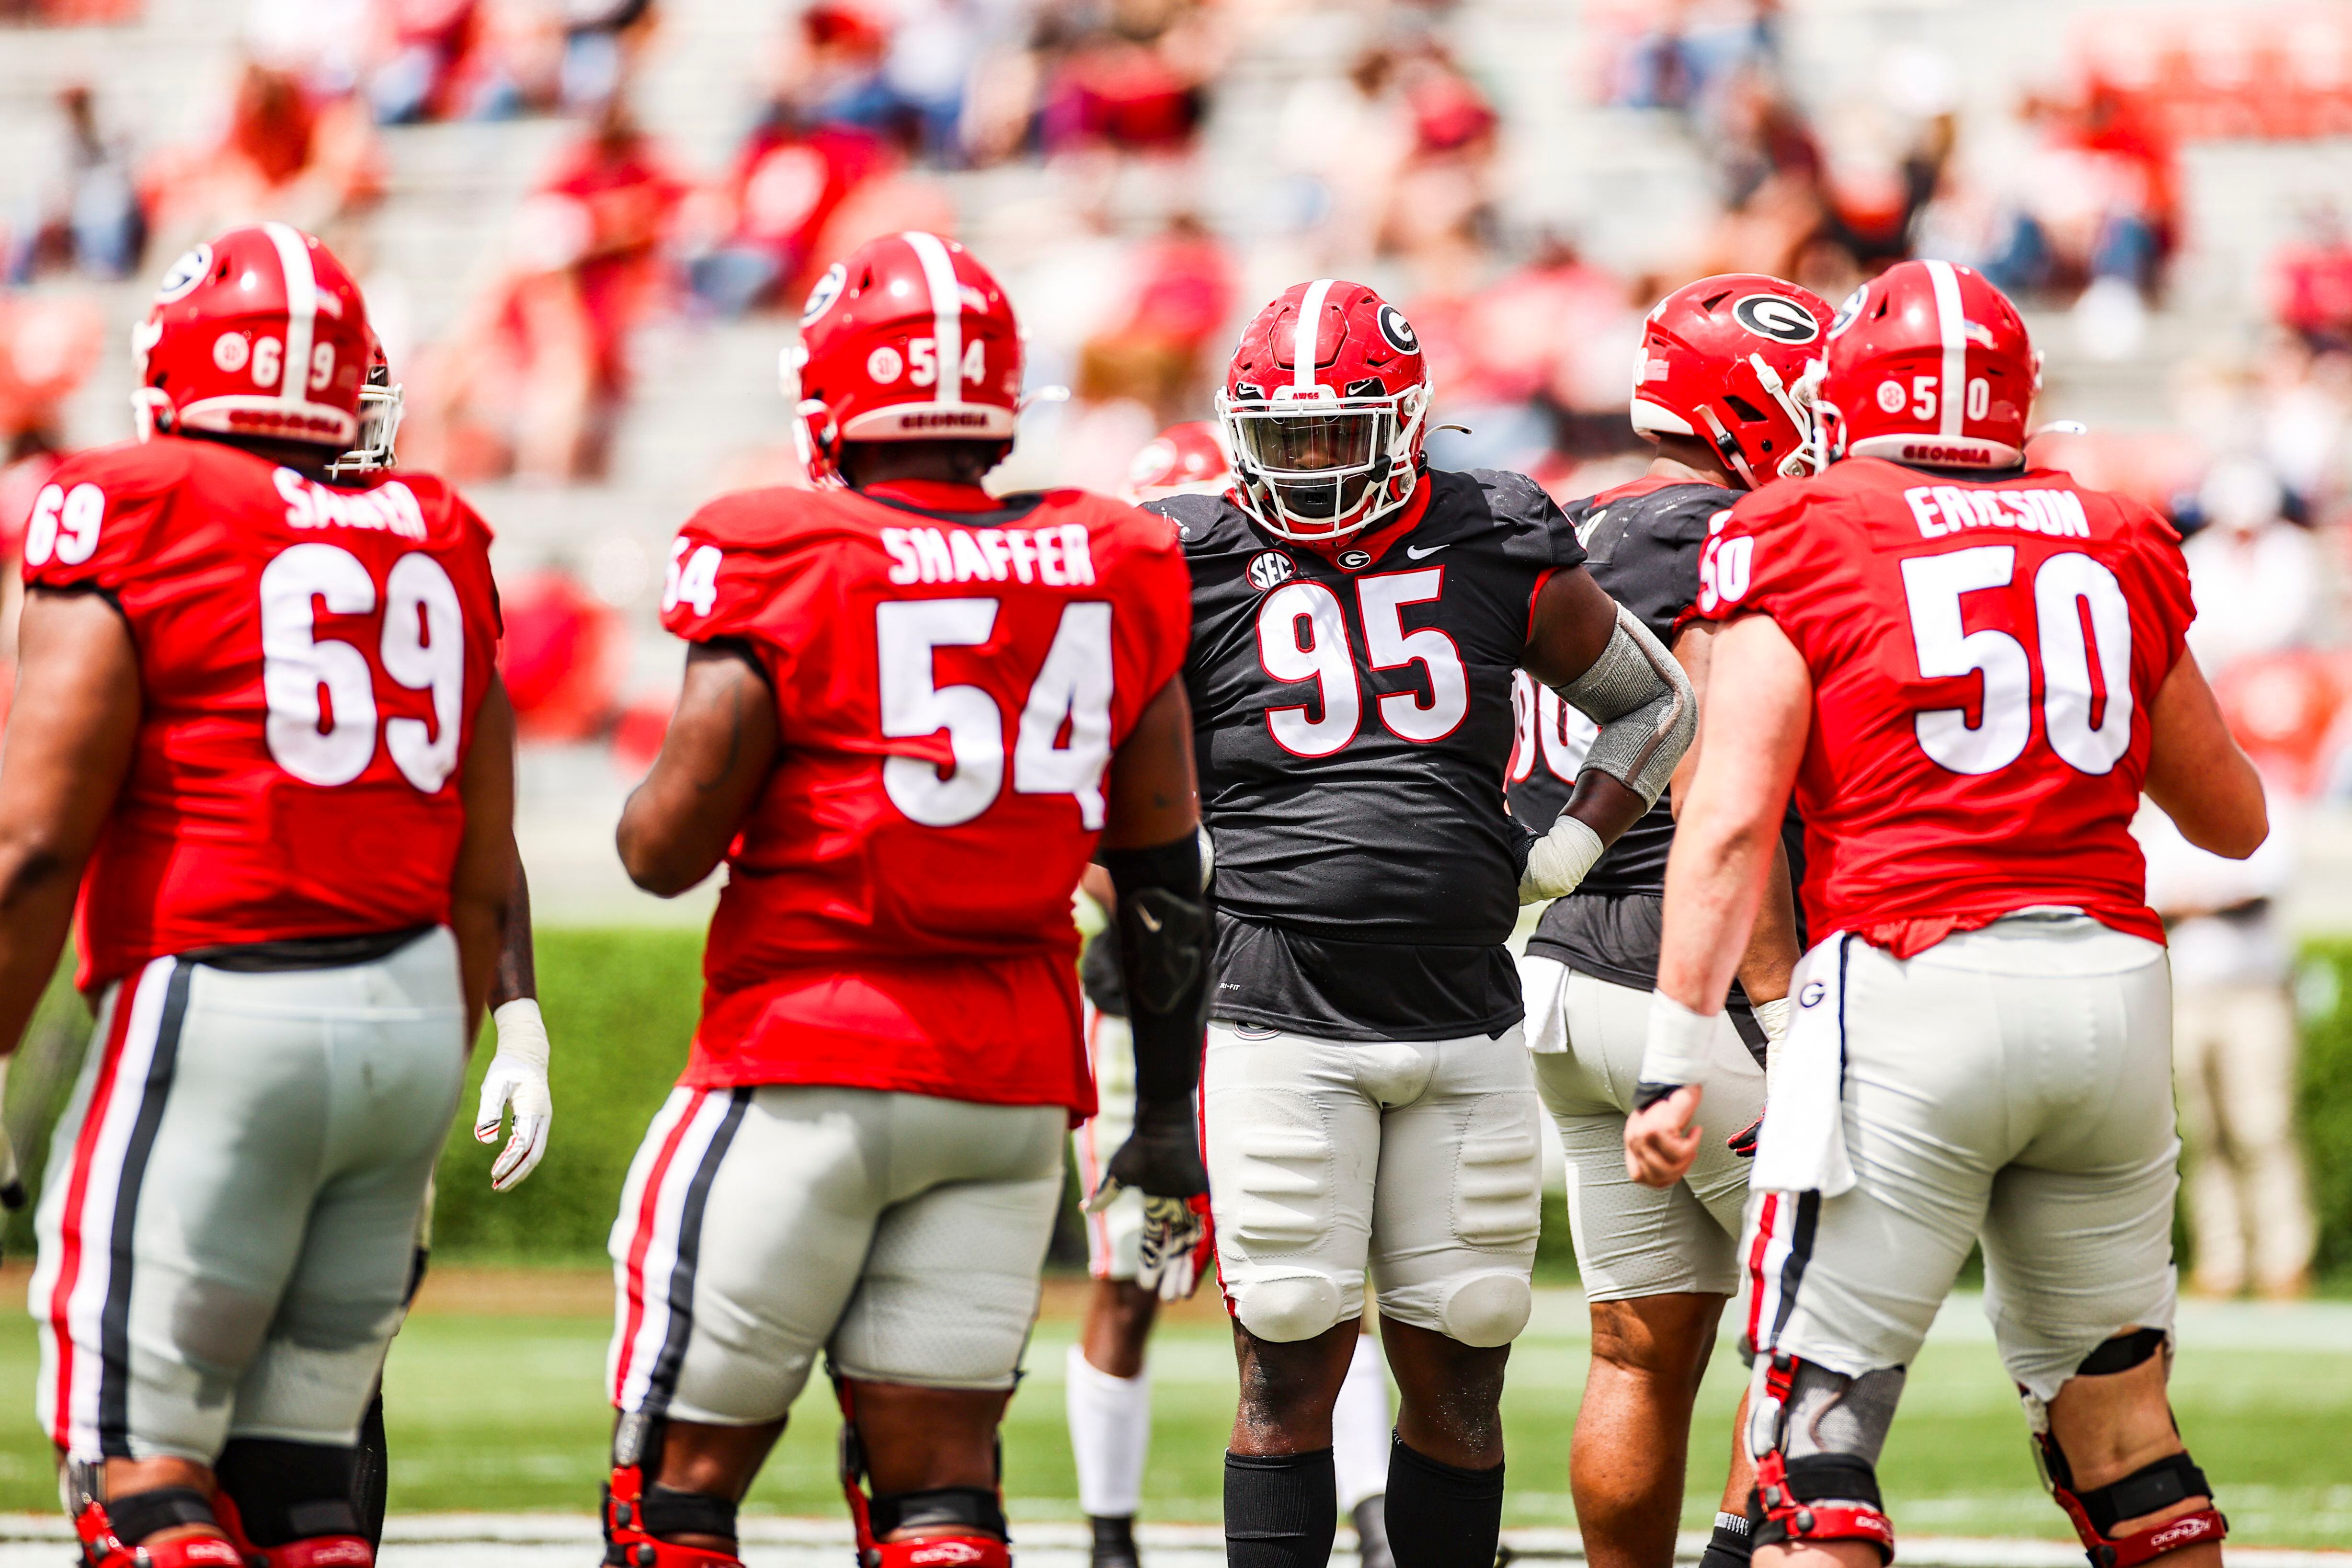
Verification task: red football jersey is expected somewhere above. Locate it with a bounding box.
[21,436,502,992]
[659,478,1193,1114]
[1695,457,2196,956]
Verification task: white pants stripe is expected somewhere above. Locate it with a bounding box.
[30,956,180,1459]
[606,1087,751,1414]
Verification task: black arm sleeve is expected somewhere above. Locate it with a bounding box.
[1096,832,1210,1104]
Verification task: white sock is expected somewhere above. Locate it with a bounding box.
[1332,1333,1392,1513]
[1067,1343,1152,1519]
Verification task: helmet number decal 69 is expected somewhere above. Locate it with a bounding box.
[1256,567,1467,757]
[876,597,1116,829]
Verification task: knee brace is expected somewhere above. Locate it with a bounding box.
[1436,1274,1531,1350]
[69,1483,240,1568]
[2023,1331,2227,1568]
[1231,1275,1346,1345]
[1744,1355,1902,1564]
[213,1438,372,1568]
[604,1411,744,1568]
[834,1381,1008,1568]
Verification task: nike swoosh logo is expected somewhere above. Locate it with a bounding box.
[1405,542,1449,560]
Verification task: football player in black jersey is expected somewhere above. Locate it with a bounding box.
[1504,275,1828,1568]
[1068,427,1400,1568]
[1145,281,1696,1568]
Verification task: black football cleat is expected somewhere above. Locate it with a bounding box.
[1089,1514,1141,1568]
[1353,1497,1395,1568]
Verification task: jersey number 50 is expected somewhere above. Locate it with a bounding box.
[262,543,466,792]
[1900,544,2132,777]
[877,597,1114,830]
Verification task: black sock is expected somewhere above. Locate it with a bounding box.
[1092,1514,1140,1566]
[1225,1449,1337,1568]
[1382,1439,1503,1568]
[1697,1511,1754,1568]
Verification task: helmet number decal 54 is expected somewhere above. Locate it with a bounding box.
[876,597,1116,829]
[1256,567,1466,757]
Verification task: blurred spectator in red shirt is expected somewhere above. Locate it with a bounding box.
[143,59,382,247]
[2273,211,2352,355]
[1981,81,2178,303]
[1037,0,1224,160]
[5,84,146,283]
[1073,211,1236,423]
[408,103,680,481]
[685,114,896,316]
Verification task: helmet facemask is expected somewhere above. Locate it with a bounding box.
[1217,382,1429,541]
[327,368,404,477]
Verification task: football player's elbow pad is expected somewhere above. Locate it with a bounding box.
[1097,828,1212,1103]
[1553,606,1695,811]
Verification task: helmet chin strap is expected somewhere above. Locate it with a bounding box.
[1697,404,1762,490]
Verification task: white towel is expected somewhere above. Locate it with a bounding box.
[1751,933,1857,1197]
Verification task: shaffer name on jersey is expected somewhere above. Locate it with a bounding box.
[881,522,1099,586]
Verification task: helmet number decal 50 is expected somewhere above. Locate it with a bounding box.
[1900,545,2132,777]
[877,597,1115,829]
[1256,568,1468,757]
[261,543,466,791]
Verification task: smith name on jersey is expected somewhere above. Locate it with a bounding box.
[1152,467,1585,1041]
[659,478,1192,1115]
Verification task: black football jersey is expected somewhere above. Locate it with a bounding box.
[1506,477,1803,1027]
[1151,468,1586,1041]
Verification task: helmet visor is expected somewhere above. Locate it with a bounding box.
[1226,406,1390,477]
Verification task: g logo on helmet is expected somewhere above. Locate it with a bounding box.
[1377,305,1419,355]
[155,244,212,304]
[801,263,847,327]
[1876,380,1908,413]
[1732,294,1820,345]
[867,346,904,384]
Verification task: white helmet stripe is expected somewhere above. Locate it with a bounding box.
[1925,258,1965,438]
[263,222,318,403]
[902,230,963,406]
[1293,278,1336,392]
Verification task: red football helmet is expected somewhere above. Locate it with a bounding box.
[788,230,1025,486]
[131,223,371,450]
[1215,279,1430,541]
[1121,420,1231,504]
[1631,274,1832,488]
[1817,258,2039,470]
[327,336,403,477]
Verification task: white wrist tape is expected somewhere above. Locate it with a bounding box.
[1753,995,1792,1087]
[1641,989,1719,1089]
[1520,813,1606,903]
[491,998,551,1068]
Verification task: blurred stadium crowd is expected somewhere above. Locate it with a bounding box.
[2,0,2352,791]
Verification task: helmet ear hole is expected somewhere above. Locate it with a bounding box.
[1724,394,1766,423]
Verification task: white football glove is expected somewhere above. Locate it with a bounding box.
[474,998,553,1191]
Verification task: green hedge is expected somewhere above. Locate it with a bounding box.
[2297,944,2352,1279]
[10,933,2352,1275]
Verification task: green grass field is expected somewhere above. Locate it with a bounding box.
[0,1278,2341,1547]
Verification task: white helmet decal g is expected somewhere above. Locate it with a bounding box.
[155,244,212,304]
[1827,285,1868,340]
[1733,294,1821,345]
[1377,305,1419,354]
[801,263,847,327]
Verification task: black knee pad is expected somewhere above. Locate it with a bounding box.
[1748,1455,1893,1564]
[214,1439,362,1548]
[638,1487,740,1544]
[104,1488,217,1547]
[2077,1328,2168,1378]
[868,1488,1005,1541]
